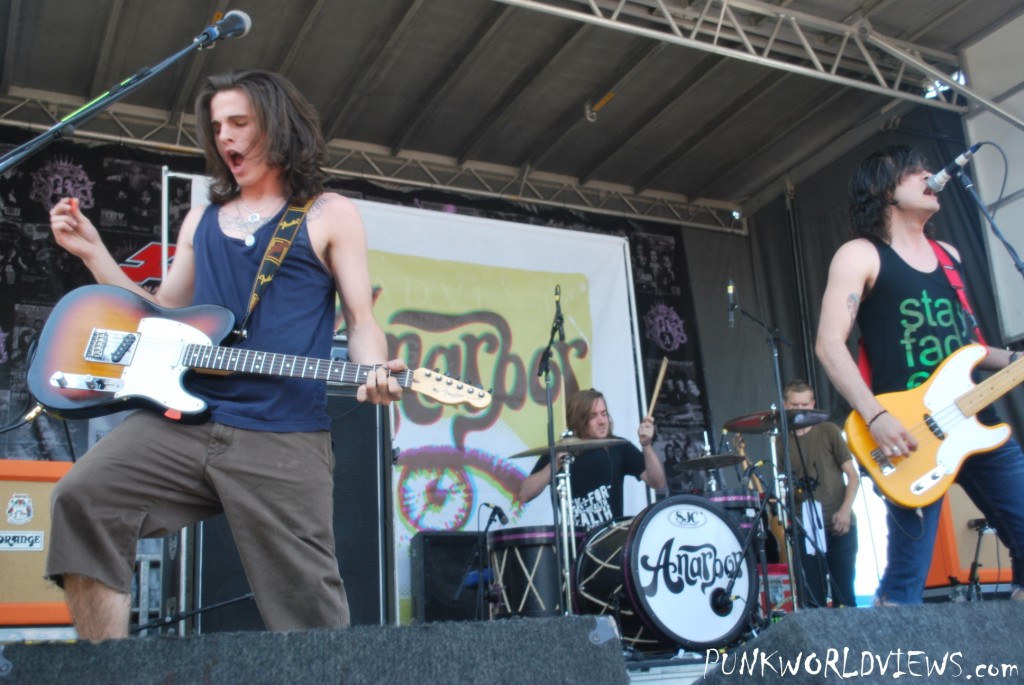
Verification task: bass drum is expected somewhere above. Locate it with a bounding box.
[624,495,756,651]
[574,518,672,652]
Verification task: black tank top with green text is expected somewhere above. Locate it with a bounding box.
[857,242,973,395]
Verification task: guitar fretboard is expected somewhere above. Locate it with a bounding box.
[183,343,414,388]
[957,353,1024,416]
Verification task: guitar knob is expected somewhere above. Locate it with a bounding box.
[54,373,68,388]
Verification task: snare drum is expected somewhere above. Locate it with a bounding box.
[488,526,583,618]
[575,495,756,651]
[706,488,760,531]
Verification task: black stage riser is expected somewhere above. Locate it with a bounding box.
[195,393,391,632]
[1,616,628,685]
[703,602,1024,684]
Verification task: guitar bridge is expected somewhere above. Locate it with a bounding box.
[84,328,138,365]
[871,448,897,475]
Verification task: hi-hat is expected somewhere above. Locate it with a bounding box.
[723,408,830,434]
[508,436,627,459]
[673,453,744,472]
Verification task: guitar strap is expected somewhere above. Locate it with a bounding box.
[857,239,986,384]
[230,196,316,343]
[930,239,987,346]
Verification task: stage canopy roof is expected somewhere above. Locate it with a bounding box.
[2,0,1022,231]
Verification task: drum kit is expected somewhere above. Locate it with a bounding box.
[484,405,829,655]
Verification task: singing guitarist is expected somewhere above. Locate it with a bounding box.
[45,70,406,640]
[815,144,1024,606]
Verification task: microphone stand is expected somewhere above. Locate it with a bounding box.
[731,302,805,611]
[956,171,1024,282]
[712,464,773,630]
[537,290,572,615]
[0,23,229,175]
[452,506,500,620]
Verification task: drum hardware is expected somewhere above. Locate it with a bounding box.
[507,436,628,459]
[672,453,744,471]
[723,408,830,434]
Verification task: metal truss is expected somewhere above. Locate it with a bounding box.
[491,0,1024,132]
[0,88,745,234]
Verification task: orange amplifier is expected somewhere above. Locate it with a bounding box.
[0,459,73,625]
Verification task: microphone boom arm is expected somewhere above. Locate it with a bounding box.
[0,17,244,175]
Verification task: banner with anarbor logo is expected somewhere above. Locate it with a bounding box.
[358,200,645,619]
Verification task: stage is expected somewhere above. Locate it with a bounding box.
[2,602,1022,684]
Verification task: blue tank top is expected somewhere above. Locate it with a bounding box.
[188,203,336,432]
[857,241,973,392]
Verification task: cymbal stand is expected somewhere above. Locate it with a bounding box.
[554,451,579,607]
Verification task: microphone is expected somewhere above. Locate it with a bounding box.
[484,503,509,525]
[710,588,734,617]
[194,10,253,47]
[967,518,990,532]
[727,280,735,328]
[554,285,565,342]
[927,143,981,193]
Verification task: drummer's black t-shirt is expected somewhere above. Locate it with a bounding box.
[530,441,646,531]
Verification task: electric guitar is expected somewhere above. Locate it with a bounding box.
[844,343,1023,508]
[27,284,492,420]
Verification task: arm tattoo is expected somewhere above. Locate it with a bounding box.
[846,293,860,324]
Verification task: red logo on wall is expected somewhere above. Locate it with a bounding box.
[120,242,175,287]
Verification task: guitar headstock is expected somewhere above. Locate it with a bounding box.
[408,368,492,409]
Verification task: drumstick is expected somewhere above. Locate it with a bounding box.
[646,356,669,418]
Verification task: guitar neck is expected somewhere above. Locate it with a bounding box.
[957,353,1024,417]
[184,343,412,388]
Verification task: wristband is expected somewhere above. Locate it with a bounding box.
[868,409,888,427]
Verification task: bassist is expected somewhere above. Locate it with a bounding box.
[815,144,1024,606]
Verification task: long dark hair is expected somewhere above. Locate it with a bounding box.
[566,388,613,438]
[848,144,932,244]
[194,69,327,204]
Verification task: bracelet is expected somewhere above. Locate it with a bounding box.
[868,409,888,427]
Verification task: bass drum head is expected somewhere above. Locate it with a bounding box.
[623,494,756,651]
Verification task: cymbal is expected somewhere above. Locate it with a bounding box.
[508,436,627,459]
[723,408,830,434]
[673,453,744,472]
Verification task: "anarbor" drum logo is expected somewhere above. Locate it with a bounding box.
[639,539,745,595]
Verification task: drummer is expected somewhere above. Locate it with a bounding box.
[518,388,667,531]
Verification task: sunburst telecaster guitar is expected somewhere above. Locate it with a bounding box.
[844,343,1023,508]
[27,285,492,420]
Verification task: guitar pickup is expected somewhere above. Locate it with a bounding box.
[924,414,946,440]
[84,328,138,365]
[50,372,123,394]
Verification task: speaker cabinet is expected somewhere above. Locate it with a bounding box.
[194,392,392,632]
[0,460,73,626]
[411,531,485,623]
